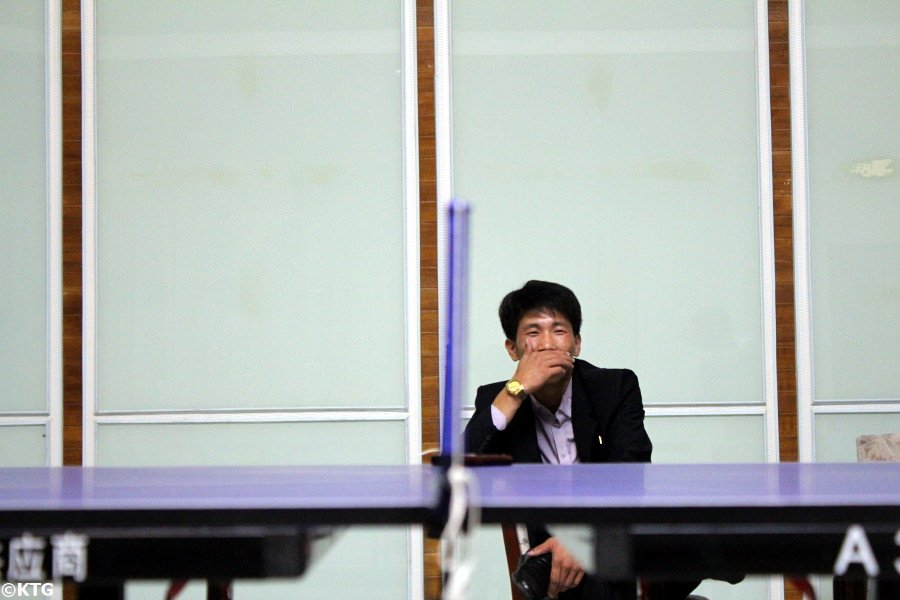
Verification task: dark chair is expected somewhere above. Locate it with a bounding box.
[501,522,527,600]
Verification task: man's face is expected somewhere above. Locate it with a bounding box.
[505,309,581,363]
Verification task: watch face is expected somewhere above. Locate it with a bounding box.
[507,380,525,396]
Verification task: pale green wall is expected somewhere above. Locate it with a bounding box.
[98,420,409,600]
[90,3,412,599]
[127,528,409,600]
[0,425,47,467]
[646,415,766,463]
[815,413,899,463]
[806,1,900,403]
[0,1,48,416]
[803,0,900,463]
[96,421,407,466]
[95,0,406,412]
[454,1,766,409]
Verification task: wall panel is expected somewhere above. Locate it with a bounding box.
[792,0,900,461]
[0,0,62,467]
[441,3,778,598]
[83,2,421,598]
[0,1,49,414]
[447,1,772,415]
[90,1,407,413]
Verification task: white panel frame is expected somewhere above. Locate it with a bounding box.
[755,0,780,475]
[788,0,815,463]
[647,404,765,418]
[0,416,51,426]
[465,404,768,421]
[81,0,98,466]
[813,402,900,415]
[94,410,411,425]
[401,0,423,596]
[46,0,63,466]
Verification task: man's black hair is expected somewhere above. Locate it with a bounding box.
[498,280,582,341]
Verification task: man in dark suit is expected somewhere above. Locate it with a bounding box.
[464,280,697,600]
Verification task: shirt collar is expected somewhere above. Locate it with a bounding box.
[530,378,574,424]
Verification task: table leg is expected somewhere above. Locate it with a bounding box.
[206,580,232,600]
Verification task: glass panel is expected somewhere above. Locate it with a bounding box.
[454,1,765,406]
[235,528,408,600]
[645,414,766,463]
[101,420,410,599]
[94,1,406,411]
[0,1,47,413]
[805,1,900,401]
[126,528,408,600]
[693,577,767,600]
[813,577,835,600]
[95,420,407,466]
[0,425,47,467]
[814,412,900,462]
[469,525,514,600]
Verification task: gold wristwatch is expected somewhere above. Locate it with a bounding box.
[505,379,528,399]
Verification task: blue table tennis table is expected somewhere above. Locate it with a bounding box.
[1,462,899,596]
[0,465,439,590]
[469,462,900,582]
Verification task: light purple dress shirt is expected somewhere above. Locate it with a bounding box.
[490,378,579,465]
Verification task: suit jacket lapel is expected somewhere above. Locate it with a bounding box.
[571,363,598,462]
[510,399,542,463]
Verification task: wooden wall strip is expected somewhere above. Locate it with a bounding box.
[768,0,798,465]
[61,0,82,468]
[417,1,441,597]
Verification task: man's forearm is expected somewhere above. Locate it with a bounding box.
[492,386,523,423]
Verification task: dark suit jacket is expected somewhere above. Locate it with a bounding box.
[465,359,652,465]
[464,360,686,600]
